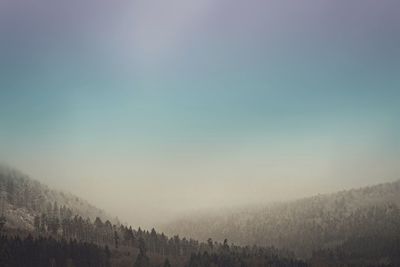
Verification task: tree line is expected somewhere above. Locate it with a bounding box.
[164,181,400,258]
[33,203,301,263]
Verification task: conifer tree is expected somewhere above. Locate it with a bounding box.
[134,237,150,267]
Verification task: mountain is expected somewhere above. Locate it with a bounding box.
[161,180,400,258]
[0,165,306,267]
[0,165,114,230]
[2,165,399,266]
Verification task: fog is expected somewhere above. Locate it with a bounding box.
[1,0,399,228]
[3,131,399,228]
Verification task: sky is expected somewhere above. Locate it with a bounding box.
[0,0,400,227]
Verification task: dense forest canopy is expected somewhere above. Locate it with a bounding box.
[0,167,308,267]
[162,180,400,258]
[1,167,400,266]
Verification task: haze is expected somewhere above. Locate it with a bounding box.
[1,0,399,228]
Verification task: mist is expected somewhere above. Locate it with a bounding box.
[2,129,399,228]
[1,0,400,229]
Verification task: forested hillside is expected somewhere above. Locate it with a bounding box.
[0,166,306,267]
[0,165,114,230]
[162,180,400,258]
[2,165,399,266]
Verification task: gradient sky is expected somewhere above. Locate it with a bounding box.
[1,0,400,227]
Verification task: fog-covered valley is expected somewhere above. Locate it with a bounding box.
[1,165,400,266]
[1,0,400,266]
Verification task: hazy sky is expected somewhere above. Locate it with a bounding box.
[1,0,400,227]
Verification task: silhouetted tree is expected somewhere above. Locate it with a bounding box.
[114,230,120,248]
[134,237,150,267]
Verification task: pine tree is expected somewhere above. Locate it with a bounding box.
[114,230,120,248]
[134,237,150,267]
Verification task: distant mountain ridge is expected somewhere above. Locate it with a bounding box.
[0,165,115,230]
[161,179,400,258]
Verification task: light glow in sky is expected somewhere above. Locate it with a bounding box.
[1,0,399,227]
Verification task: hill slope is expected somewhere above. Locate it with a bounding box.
[0,166,307,267]
[161,180,400,258]
[0,165,114,230]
